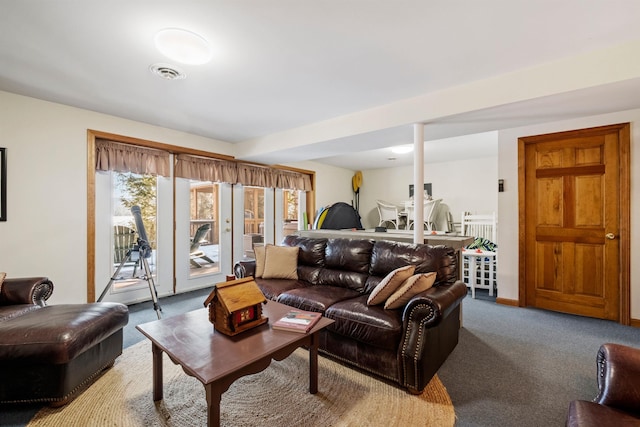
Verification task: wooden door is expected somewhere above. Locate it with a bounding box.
[519,124,630,322]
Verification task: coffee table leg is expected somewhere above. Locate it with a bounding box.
[152,342,163,401]
[309,332,319,394]
[205,383,222,427]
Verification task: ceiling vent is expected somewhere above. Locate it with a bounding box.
[149,63,186,80]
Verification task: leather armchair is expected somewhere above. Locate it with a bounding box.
[0,276,128,405]
[567,343,640,426]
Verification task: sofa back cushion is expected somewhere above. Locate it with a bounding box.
[317,239,374,292]
[367,240,457,293]
[282,235,327,283]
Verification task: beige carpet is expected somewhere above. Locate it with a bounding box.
[28,340,455,426]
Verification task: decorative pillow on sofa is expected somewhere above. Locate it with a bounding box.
[262,245,299,280]
[0,272,5,294]
[367,265,415,306]
[254,245,268,278]
[384,272,436,310]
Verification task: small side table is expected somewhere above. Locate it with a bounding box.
[461,249,497,298]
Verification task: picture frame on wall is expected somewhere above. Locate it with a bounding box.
[409,183,432,198]
[0,148,5,221]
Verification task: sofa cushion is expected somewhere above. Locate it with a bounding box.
[282,235,327,267]
[283,236,327,283]
[315,239,374,292]
[384,272,436,309]
[370,240,458,287]
[255,278,310,301]
[325,295,402,351]
[324,238,373,274]
[277,286,361,313]
[263,245,299,279]
[367,265,415,306]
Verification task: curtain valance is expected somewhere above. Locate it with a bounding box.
[272,168,313,192]
[96,140,312,191]
[236,163,274,188]
[178,155,312,191]
[175,154,238,183]
[95,139,170,177]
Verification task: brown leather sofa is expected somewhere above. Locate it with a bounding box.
[0,276,129,406]
[566,343,640,426]
[234,235,467,393]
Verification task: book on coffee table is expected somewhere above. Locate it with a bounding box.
[272,310,322,333]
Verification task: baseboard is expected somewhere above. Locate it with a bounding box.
[494,298,640,328]
[495,297,518,306]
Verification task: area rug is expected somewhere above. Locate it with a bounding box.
[28,340,455,426]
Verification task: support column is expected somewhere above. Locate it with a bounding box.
[413,123,425,244]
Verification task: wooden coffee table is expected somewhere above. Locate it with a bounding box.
[136,300,334,427]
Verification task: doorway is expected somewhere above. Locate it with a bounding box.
[88,131,234,304]
[518,123,630,324]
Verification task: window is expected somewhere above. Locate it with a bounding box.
[189,181,220,274]
[111,171,157,291]
[244,187,265,235]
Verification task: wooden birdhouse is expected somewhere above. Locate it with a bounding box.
[203,277,268,336]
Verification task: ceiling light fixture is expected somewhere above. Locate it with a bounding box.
[154,28,213,65]
[391,145,413,154]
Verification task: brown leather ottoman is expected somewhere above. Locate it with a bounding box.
[0,302,129,405]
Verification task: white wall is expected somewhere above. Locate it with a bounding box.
[497,107,640,319]
[359,156,498,229]
[0,91,235,304]
[283,160,355,222]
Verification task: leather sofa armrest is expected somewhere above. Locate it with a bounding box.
[0,277,54,306]
[595,343,640,415]
[234,260,256,279]
[399,280,467,393]
[402,280,468,328]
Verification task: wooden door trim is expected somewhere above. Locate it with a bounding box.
[517,123,631,325]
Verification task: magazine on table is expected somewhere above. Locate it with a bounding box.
[272,309,322,333]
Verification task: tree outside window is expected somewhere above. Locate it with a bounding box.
[116,172,157,248]
[283,189,298,221]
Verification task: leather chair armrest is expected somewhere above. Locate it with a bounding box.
[0,277,54,306]
[234,260,256,279]
[595,343,640,415]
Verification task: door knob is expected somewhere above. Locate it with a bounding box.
[605,233,616,240]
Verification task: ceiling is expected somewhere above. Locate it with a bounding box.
[2,1,640,170]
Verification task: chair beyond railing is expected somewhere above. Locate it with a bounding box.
[190,220,217,244]
[190,223,216,268]
[113,225,141,276]
[461,212,497,243]
[407,198,442,231]
[460,212,497,298]
[376,200,402,229]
